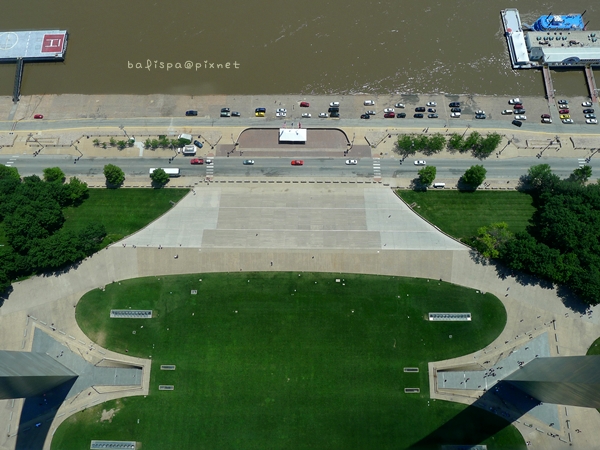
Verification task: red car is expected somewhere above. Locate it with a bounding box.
[34,114,43,119]
[291,160,304,166]
[190,158,204,165]
[300,101,310,107]
[513,104,523,109]
[559,109,569,114]
[541,114,551,119]
[384,112,395,118]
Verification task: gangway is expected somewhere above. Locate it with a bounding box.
[12,58,23,103]
[585,66,599,104]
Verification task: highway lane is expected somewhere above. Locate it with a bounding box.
[3,154,596,181]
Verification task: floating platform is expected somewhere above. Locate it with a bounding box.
[0,30,67,62]
[530,14,585,32]
[501,9,533,69]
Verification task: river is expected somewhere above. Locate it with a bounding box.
[0,0,597,96]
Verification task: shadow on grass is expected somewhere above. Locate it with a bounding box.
[409,382,535,449]
[15,378,77,450]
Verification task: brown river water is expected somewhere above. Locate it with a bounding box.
[0,0,597,96]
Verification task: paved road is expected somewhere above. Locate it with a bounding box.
[3,115,600,135]
[4,153,596,180]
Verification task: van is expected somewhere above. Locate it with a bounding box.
[178,133,193,143]
[182,145,196,156]
[432,182,446,188]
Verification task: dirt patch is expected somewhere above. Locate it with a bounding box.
[100,407,119,423]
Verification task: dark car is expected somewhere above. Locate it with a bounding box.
[396,112,406,118]
[513,104,523,109]
[384,112,395,118]
[221,107,230,113]
[360,114,370,119]
[449,102,461,107]
[300,101,310,107]
[512,120,523,127]
[220,111,231,117]
[330,111,340,118]
[475,114,486,119]
[514,109,526,114]
[415,107,426,112]
[255,107,266,113]
[185,110,198,116]
[414,113,424,118]
[584,109,595,114]
[559,109,569,114]
[427,108,436,113]
[328,107,339,113]
[450,108,461,113]
[428,113,438,118]
[541,114,551,119]
[193,140,203,149]
[232,111,241,117]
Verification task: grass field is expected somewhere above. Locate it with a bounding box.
[52,272,524,450]
[397,190,535,240]
[61,188,188,245]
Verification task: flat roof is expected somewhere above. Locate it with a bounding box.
[279,128,307,142]
[0,30,67,61]
[527,30,600,50]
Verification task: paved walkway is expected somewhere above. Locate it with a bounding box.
[0,184,599,449]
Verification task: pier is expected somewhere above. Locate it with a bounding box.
[0,30,68,103]
[13,59,24,103]
[584,66,599,104]
[542,65,555,102]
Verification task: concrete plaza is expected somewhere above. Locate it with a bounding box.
[0,184,599,449]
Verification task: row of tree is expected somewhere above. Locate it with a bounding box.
[103,164,170,188]
[396,132,503,158]
[416,165,487,190]
[0,166,106,295]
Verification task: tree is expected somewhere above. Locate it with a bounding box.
[427,133,446,154]
[395,135,417,156]
[524,164,559,192]
[109,137,117,147]
[472,222,513,258]
[117,140,128,150]
[461,165,487,189]
[473,133,502,158]
[447,133,464,151]
[62,177,89,206]
[569,165,592,184]
[418,166,437,187]
[43,167,65,183]
[103,164,125,187]
[150,168,170,187]
[0,165,20,182]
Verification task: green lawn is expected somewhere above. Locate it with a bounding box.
[61,188,188,245]
[397,190,535,240]
[52,272,524,450]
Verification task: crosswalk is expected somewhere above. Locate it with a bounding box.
[4,155,18,166]
[372,157,381,179]
[205,161,214,178]
[578,158,587,167]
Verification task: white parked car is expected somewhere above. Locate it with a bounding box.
[365,110,376,115]
[582,101,593,107]
[395,103,405,108]
[345,159,358,165]
[514,115,527,120]
[319,113,328,118]
[541,118,552,123]
[301,113,311,118]
[276,108,287,113]
[586,118,598,124]
[276,112,286,117]
[450,112,461,118]
[501,110,513,115]
[508,98,521,104]
[383,108,395,113]
[414,160,426,166]
[426,101,437,107]
[475,110,485,115]
[562,118,574,124]
[364,100,375,106]
[329,101,340,107]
